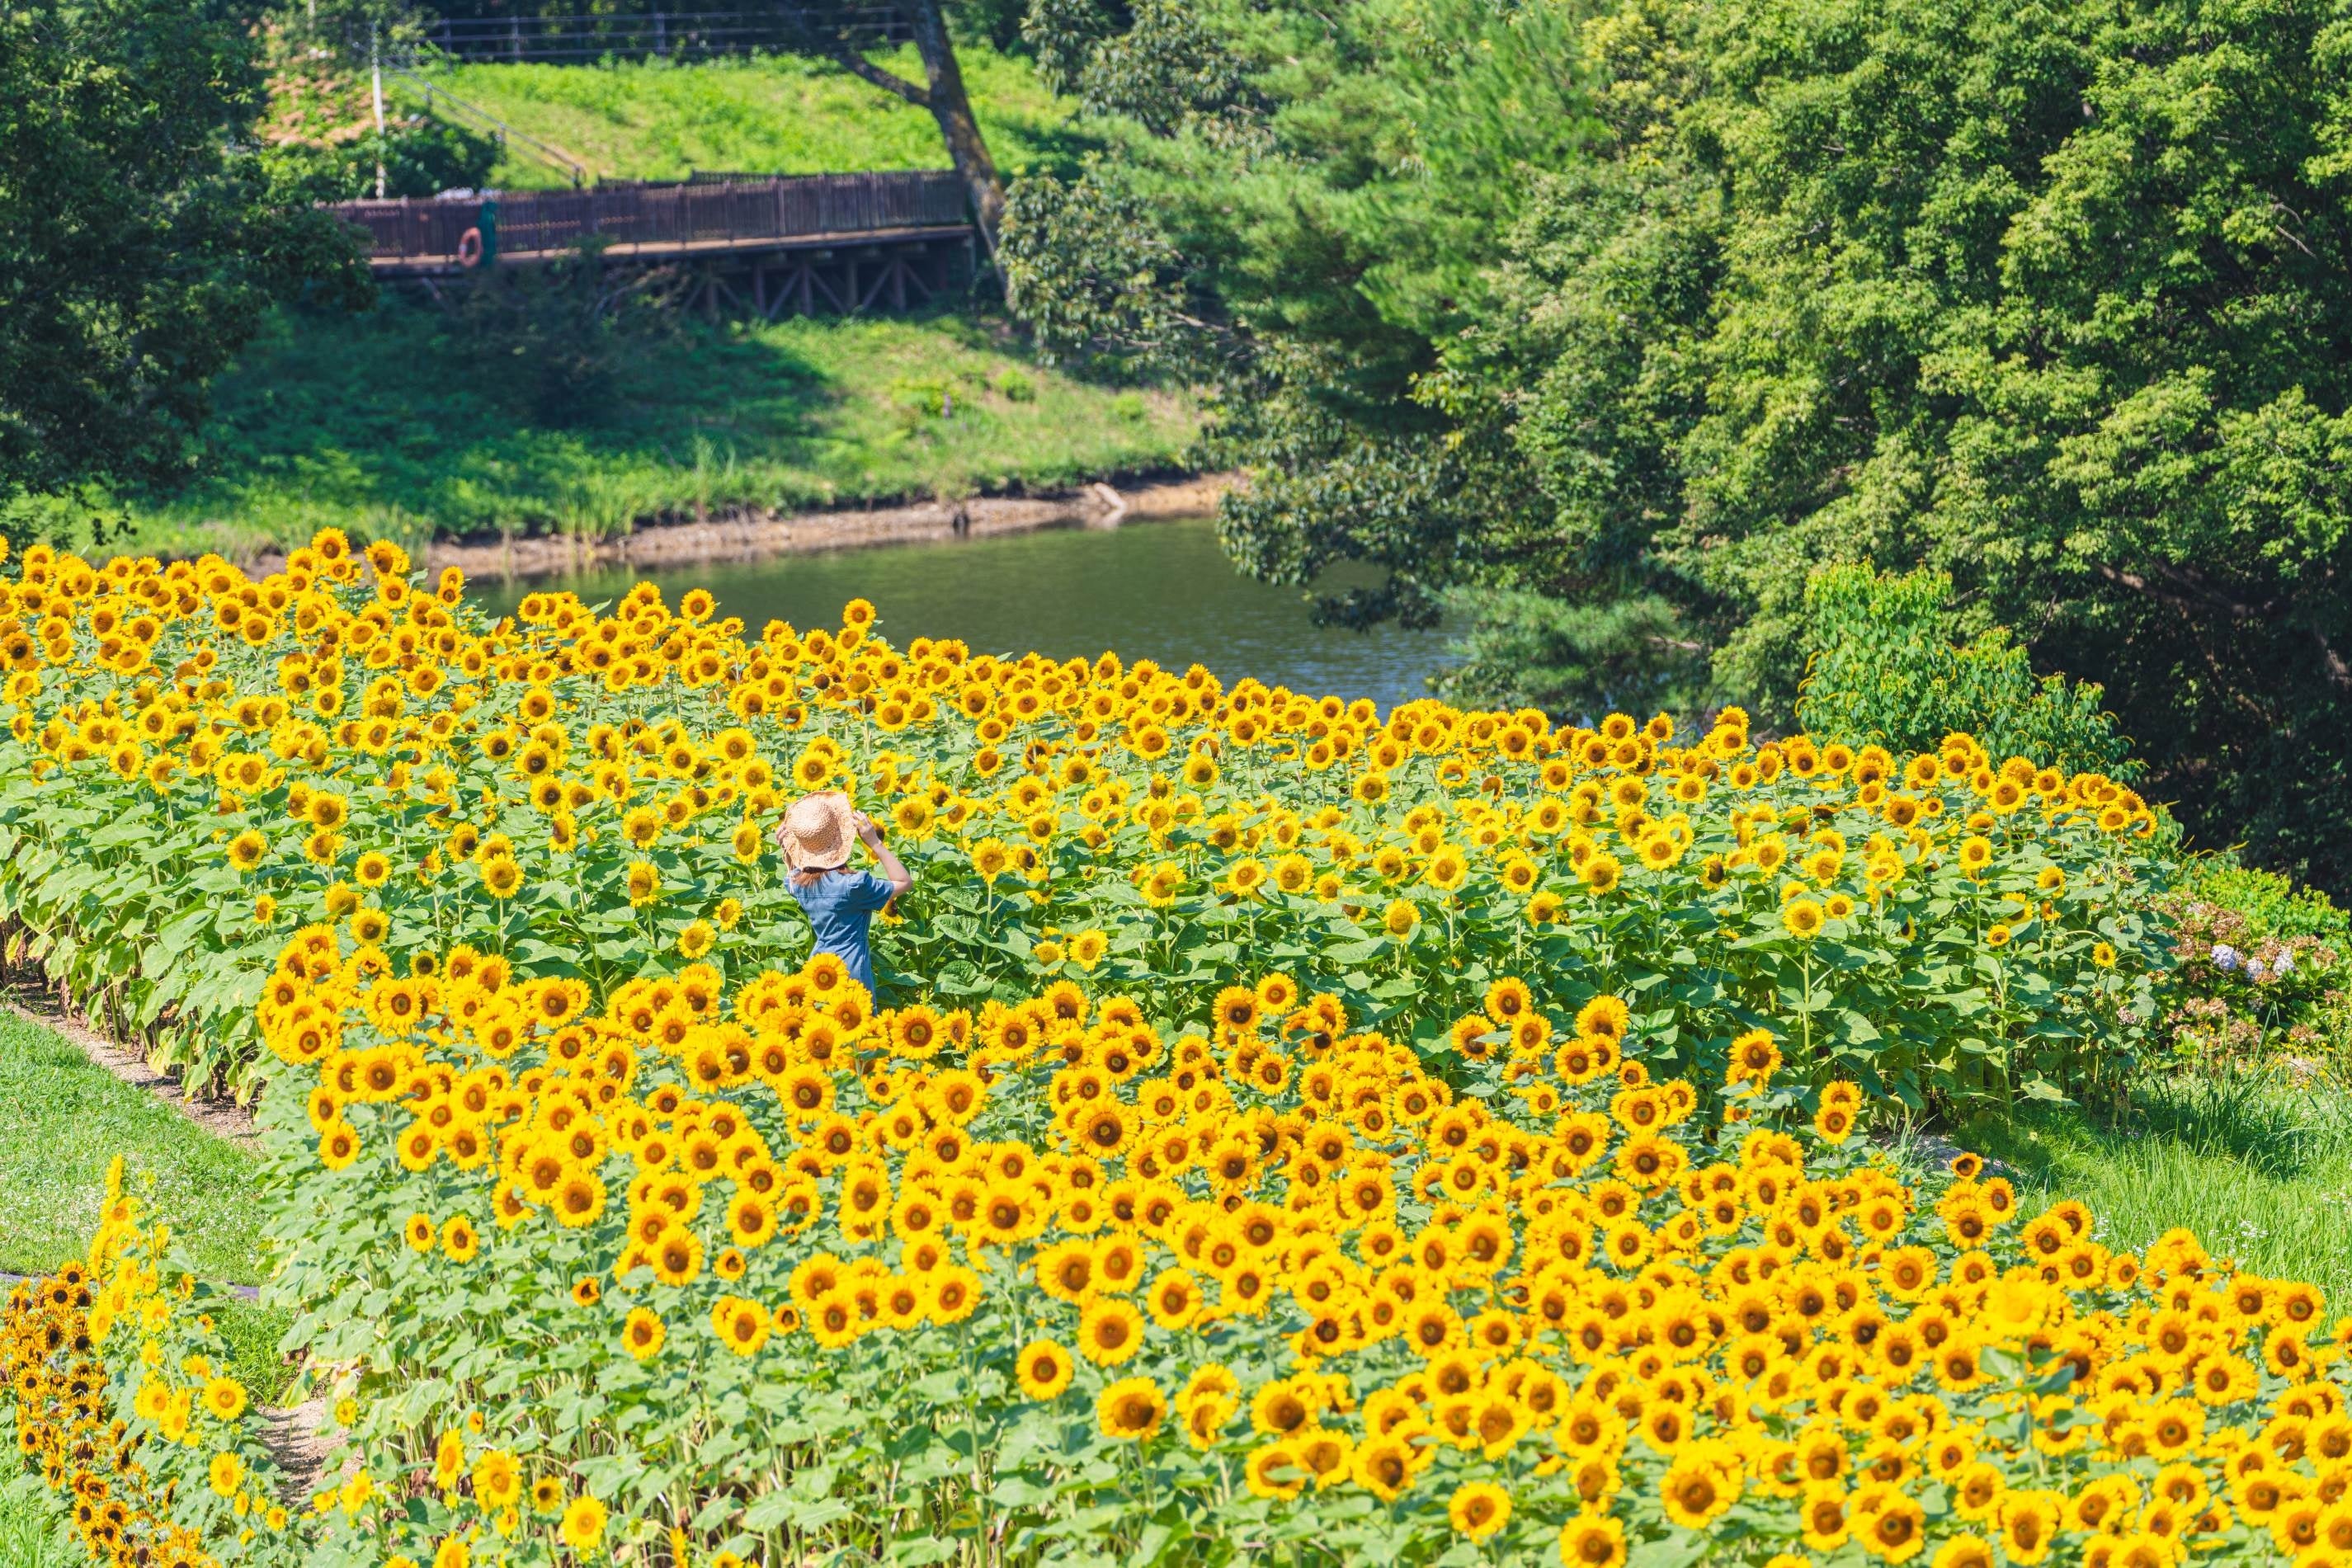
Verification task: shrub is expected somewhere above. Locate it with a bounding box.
[2159,859,2350,1070]
[1797,567,2138,782]
[260,117,501,205]
[1436,588,1711,718]
[888,376,956,424]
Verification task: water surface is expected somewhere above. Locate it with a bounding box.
[474,516,1454,711]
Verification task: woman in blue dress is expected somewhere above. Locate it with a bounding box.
[772,790,913,995]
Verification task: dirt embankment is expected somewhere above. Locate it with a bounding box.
[406,473,1237,583]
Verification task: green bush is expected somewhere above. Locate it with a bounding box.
[259,117,499,203]
[2184,858,2352,948]
[1797,565,2138,779]
[1437,587,1710,718]
[888,374,956,424]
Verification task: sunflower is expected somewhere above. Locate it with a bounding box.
[1448,1481,1511,1541]
[479,856,523,898]
[558,1495,607,1553]
[1661,1452,1737,1528]
[709,1294,771,1357]
[226,830,268,871]
[1078,1298,1145,1366]
[202,1376,249,1420]
[1015,1340,1073,1400]
[1095,1376,1167,1441]
[1558,1512,1627,1568]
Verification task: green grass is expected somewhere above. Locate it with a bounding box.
[1935,1071,2352,1305]
[0,1010,265,1287]
[411,45,1082,187]
[111,304,1192,558]
[0,1481,65,1568]
[213,1299,301,1407]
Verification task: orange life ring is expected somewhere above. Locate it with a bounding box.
[456,227,484,268]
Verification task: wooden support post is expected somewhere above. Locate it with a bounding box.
[841,257,857,315]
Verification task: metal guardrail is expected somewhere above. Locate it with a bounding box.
[391,65,590,186]
[333,169,969,271]
[408,7,909,64]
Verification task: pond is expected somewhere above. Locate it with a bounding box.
[474,516,1455,711]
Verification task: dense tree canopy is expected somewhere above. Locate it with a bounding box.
[1006,0,2352,892]
[0,0,369,506]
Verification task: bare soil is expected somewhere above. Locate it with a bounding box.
[376,472,1236,583]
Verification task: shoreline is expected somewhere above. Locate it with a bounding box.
[398,472,1238,584]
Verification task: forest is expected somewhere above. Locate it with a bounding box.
[1004,0,2352,894]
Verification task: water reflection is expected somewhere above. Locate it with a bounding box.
[473,516,1454,712]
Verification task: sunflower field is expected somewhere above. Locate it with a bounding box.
[13,948,2352,1568]
[0,531,2168,1111]
[10,530,2343,1568]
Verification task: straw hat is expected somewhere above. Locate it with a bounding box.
[775,790,857,870]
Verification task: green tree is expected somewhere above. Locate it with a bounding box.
[1002,0,1596,626]
[1016,0,2352,891]
[1471,0,2352,888]
[0,0,369,514]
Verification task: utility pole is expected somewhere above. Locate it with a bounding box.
[370,22,388,200]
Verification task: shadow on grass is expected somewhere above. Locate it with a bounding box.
[1963,1071,2336,1187]
[115,287,1195,556]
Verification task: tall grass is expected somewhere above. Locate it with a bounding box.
[411,45,1082,187]
[0,1483,64,1568]
[1934,1072,2352,1304]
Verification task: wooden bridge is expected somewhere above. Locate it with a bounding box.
[332,170,976,316]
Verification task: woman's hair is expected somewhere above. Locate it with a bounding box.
[789,865,845,890]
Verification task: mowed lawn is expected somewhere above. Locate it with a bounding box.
[0,1008,295,1401]
[0,1009,263,1284]
[118,308,1193,558]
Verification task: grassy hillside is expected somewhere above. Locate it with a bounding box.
[116,302,1193,558]
[405,45,1077,187]
[106,47,1169,559]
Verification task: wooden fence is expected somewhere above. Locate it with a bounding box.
[335,170,971,275]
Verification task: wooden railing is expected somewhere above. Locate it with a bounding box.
[334,170,970,272]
